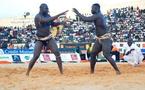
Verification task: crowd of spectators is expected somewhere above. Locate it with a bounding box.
[58,6,145,43]
[0,6,145,49]
[107,6,145,42]
[0,27,36,49]
[55,21,96,43]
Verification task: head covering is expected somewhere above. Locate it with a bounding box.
[127,38,133,43]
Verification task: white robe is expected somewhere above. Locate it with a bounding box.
[123,44,144,66]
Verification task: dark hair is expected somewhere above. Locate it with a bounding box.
[93,3,100,9]
[40,3,48,9]
[127,38,133,43]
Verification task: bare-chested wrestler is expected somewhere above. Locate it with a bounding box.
[26,3,68,76]
[73,3,121,75]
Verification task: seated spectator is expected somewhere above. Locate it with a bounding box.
[76,46,81,54]
[29,40,35,49]
[111,45,120,62]
[24,41,29,49]
[123,38,144,66]
[1,40,8,49]
[8,42,14,49]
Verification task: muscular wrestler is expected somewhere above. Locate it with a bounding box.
[73,3,121,75]
[26,3,68,76]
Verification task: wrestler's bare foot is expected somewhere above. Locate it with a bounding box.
[116,71,121,75]
[91,71,94,74]
[26,72,29,76]
[60,71,63,75]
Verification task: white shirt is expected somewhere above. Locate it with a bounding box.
[124,44,142,55]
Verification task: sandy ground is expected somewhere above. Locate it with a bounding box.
[0,62,145,90]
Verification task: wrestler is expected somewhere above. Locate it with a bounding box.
[26,3,68,76]
[73,3,121,74]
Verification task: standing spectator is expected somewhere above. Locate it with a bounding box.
[87,43,93,60]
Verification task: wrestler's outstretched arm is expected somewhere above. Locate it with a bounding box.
[73,8,98,22]
[36,10,68,23]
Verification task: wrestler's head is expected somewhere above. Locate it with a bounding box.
[127,38,133,46]
[40,3,49,15]
[91,3,100,14]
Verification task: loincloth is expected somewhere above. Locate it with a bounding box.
[36,34,53,41]
[96,33,112,42]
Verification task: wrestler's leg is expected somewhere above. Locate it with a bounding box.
[47,38,63,74]
[102,39,121,75]
[90,40,101,74]
[26,41,43,76]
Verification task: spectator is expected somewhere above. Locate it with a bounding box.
[1,40,8,49]
[111,45,120,62]
[123,38,144,66]
[76,45,81,54]
[87,43,93,60]
[0,6,145,48]
[24,41,29,49]
[8,42,14,49]
[29,40,35,49]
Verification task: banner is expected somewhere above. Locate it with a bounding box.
[12,55,21,63]
[19,54,41,63]
[0,53,81,63]
[0,49,4,54]
[3,49,34,54]
[40,54,51,62]
[40,53,81,62]
[61,54,72,61]
[20,54,33,62]
[0,55,13,62]
[71,53,81,61]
